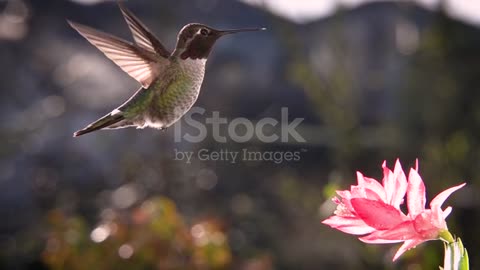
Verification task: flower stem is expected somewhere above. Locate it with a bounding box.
[439,229,455,243]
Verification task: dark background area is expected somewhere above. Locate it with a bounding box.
[0,0,479,269]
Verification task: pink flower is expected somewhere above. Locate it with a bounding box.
[322,160,465,261]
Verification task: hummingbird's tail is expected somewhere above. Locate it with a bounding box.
[73,113,125,137]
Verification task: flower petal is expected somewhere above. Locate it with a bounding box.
[357,172,386,201]
[393,160,408,204]
[407,168,426,217]
[413,210,444,239]
[430,183,466,210]
[443,206,452,219]
[393,239,424,261]
[359,234,404,244]
[359,220,418,242]
[383,159,408,208]
[336,190,351,199]
[351,198,406,230]
[381,160,393,192]
[322,216,376,235]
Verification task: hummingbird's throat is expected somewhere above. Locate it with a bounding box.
[180,35,216,60]
[180,45,211,60]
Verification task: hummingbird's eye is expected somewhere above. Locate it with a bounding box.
[200,29,209,36]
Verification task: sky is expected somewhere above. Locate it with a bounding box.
[240,0,480,26]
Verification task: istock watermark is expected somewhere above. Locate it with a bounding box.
[173,107,306,143]
[173,148,302,164]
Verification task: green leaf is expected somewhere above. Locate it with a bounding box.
[443,237,469,270]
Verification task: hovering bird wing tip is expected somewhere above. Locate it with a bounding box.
[118,0,128,8]
[67,20,89,33]
[66,19,76,27]
[117,1,127,12]
[116,1,171,58]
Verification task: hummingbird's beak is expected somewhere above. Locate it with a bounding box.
[217,27,266,36]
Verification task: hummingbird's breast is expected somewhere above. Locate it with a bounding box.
[146,58,206,129]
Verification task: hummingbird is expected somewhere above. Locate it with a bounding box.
[70,2,265,137]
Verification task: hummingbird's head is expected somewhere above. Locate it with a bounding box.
[173,23,265,60]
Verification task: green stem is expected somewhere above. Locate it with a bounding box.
[439,229,454,243]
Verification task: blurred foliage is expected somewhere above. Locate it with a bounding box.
[43,197,233,270]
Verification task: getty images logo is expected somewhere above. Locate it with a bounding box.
[173,107,306,143]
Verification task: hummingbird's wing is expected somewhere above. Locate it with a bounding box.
[118,2,170,58]
[68,21,167,88]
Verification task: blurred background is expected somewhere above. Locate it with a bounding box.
[1,0,479,269]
